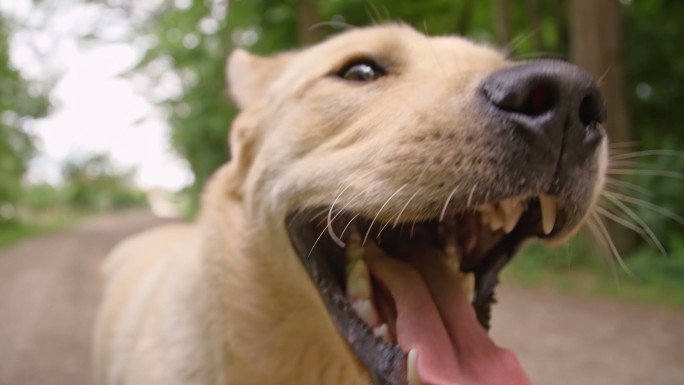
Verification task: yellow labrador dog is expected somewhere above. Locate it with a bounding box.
[95,25,607,385]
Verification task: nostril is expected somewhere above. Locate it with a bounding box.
[521,85,555,117]
[578,95,603,127]
[486,83,556,117]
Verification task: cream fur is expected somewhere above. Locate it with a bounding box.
[94,25,607,385]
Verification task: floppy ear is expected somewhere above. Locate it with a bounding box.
[226,49,292,109]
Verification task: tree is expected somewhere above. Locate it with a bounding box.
[0,15,48,223]
[569,0,631,144]
[62,153,145,211]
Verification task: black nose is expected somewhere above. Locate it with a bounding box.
[481,60,606,166]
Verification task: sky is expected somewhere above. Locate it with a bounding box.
[1,0,194,191]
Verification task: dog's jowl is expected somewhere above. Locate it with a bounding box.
[95,25,607,385]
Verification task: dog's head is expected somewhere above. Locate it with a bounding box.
[224,25,607,385]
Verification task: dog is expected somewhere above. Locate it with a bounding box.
[94,24,608,385]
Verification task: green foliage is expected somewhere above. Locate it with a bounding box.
[0,214,83,249]
[60,154,147,211]
[0,15,49,223]
[505,237,684,309]
[138,1,235,204]
[134,1,684,298]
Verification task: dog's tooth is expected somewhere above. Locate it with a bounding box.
[503,202,524,233]
[373,323,391,344]
[345,223,365,261]
[408,349,424,385]
[438,221,462,272]
[352,299,378,327]
[345,243,364,261]
[478,203,494,214]
[488,208,504,231]
[460,272,475,303]
[347,222,361,243]
[346,259,371,300]
[499,196,519,214]
[539,194,557,235]
[480,210,490,225]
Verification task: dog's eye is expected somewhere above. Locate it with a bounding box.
[338,60,385,82]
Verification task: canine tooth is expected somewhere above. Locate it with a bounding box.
[346,259,371,300]
[460,272,475,303]
[503,202,524,233]
[539,194,557,235]
[408,349,424,385]
[373,323,391,343]
[352,299,378,326]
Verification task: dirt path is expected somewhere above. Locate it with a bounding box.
[0,211,682,385]
[0,211,177,385]
[492,285,684,385]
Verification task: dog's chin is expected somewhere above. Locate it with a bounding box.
[286,194,572,385]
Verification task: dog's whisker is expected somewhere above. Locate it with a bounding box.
[466,183,479,208]
[609,141,641,149]
[308,222,332,258]
[600,195,667,256]
[606,169,684,180]
[511,51,567,61]
[605,191,684,226]
[363,184,407,245]
[503,28,542,56]
[608,160,653,168]
[409,220,417,240]
[309,20,357,33]
[590,212,634,277]
[339,213,361,240]
[392,188,421,229]
[585,216,621,286]
[610,149,684,160]
[596,66,611,85]
[309,207,332,223]
[288,208,306,225]
[596,206,646,237]
[327,184,355,248]
[604,178,651,196]
[439,185,460,223]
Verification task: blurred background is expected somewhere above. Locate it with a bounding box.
[0,1,683,384]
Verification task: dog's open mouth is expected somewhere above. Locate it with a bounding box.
[287,194,563,385]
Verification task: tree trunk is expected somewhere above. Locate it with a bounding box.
[569,0,636,254]
[298,0,319,45]
[492,0,512,45]
[526,0,545,52]
[569,0,630,143]
[456,0,476,36]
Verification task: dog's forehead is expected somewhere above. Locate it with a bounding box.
[299,25,506,72]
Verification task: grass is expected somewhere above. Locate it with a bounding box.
[0,214,84,249]
[503,237,684,309]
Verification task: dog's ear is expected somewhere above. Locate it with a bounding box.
[227,49,291,109]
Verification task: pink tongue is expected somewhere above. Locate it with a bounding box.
[364,242,531,385]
